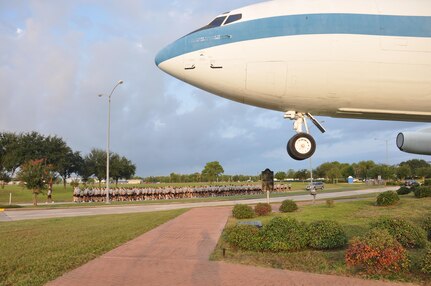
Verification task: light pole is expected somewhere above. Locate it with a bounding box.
[374,138,389,165]
[99,80,124,204]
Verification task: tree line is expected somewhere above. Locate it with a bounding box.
[143,159,431,184]
[0,132,136,191]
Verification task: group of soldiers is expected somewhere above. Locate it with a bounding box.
[72,184,290,203]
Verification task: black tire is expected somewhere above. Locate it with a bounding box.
[287,133,316,160]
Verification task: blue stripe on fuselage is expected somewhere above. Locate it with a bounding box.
[155,13,431,65]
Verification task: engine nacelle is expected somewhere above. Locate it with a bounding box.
[396,132,431,155]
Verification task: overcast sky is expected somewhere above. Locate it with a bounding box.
[1,0,429,177]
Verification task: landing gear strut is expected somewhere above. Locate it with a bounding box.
[284,111,326,161]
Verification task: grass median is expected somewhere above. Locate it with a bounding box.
[0,182,384,207]
[212,194,431,284]
[0,208,188,286]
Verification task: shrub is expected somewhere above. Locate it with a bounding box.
[414,186,431,198]
[232,204,255,219]
[279,199,298,213]
[345,228,410,274]
[421,247,431,274]
[326,199,335,208]
[307,220,348,249]
[396,186,411,195]
[424,179,431,186]
[224,225,261,251]
[422,215,431,241]
[371,217,427,249]
[260,217,308,252]
[376,191,399,206]
[254,203,272,216]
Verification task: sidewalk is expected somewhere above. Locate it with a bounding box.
[4,187,397,221]
[47,206,412,286]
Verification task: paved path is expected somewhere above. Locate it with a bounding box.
[47,206,412,286]
[2,187,396,222]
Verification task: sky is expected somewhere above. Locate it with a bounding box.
[0,0,429,177]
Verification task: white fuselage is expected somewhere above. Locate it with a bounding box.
[156,0,431,122]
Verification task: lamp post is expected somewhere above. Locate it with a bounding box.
[374,138,389,165]
[99,80,124,204]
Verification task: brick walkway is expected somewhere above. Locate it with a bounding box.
[47,207,413,286]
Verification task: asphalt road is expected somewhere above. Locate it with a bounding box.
[0,187,397,222]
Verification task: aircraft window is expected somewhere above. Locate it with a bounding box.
[224,14,242,25]
[207,16,227,28]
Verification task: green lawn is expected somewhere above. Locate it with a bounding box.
[212,194,431,284]
[0,182,383,206]
[0,209,188,286]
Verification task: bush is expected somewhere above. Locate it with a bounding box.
[232,204,255,219]
[260,217,308,252]
[279,199,298,213]
[386,181,401,186]
[421,247,431,274]
[424,179,431,186]
[371,217,427,249]
[422,215,431,241]
[254,203,272,216]
[414,186,431,198]
[345,228,410,274]
[224,225,261,251]
[307,220,347,249]
[396,186,411,195]
[376,191,400,206]
[326,199,335,208]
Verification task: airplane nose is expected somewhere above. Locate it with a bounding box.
[154,46,167,67]
[155,35,188,70]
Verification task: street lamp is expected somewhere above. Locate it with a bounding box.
[98,80,124,203]
[374,138,389,165]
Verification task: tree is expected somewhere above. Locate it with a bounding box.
[56,150,82,189]
[396,165,412,180]
[275,171,287,181]
[400,159,430,177]
[86,149,106,187]
[286,169,296,178]
[110,154,136,187]
[17,159,50,206]
[327,167,341,183]
[202,161,224,182]
[295,169,308,181]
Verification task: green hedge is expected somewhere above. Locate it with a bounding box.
[232,204,255,219]
[224,225,261,251]
[371,217,427,249]
[260,217,308,252]
[396,186,411,195]
[421,247,431,274]
[279,199,298,213]
[414,186,431,198]
[307,220,347,249]
[376,191,400,206]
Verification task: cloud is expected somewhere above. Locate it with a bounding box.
[0,0,429,177]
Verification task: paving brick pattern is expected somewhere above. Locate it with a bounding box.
[47,207,414,286]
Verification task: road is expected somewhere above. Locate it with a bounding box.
[0,187,396,222]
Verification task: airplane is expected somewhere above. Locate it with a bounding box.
[155,0,431,161]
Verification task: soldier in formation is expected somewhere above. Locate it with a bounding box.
[72,184,288,203]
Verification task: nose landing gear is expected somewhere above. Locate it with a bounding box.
[284,111,326,161]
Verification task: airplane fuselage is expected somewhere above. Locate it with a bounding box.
[156,0,431,122]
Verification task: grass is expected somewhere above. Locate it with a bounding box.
[0,182,384,206]
[212,193,431,284]
[0,208,188,286]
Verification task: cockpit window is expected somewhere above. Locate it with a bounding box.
[207,16,227,28]
[186,16,227,36]
[224,14,242,25]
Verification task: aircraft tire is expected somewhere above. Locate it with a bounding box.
[287,133,316,160]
